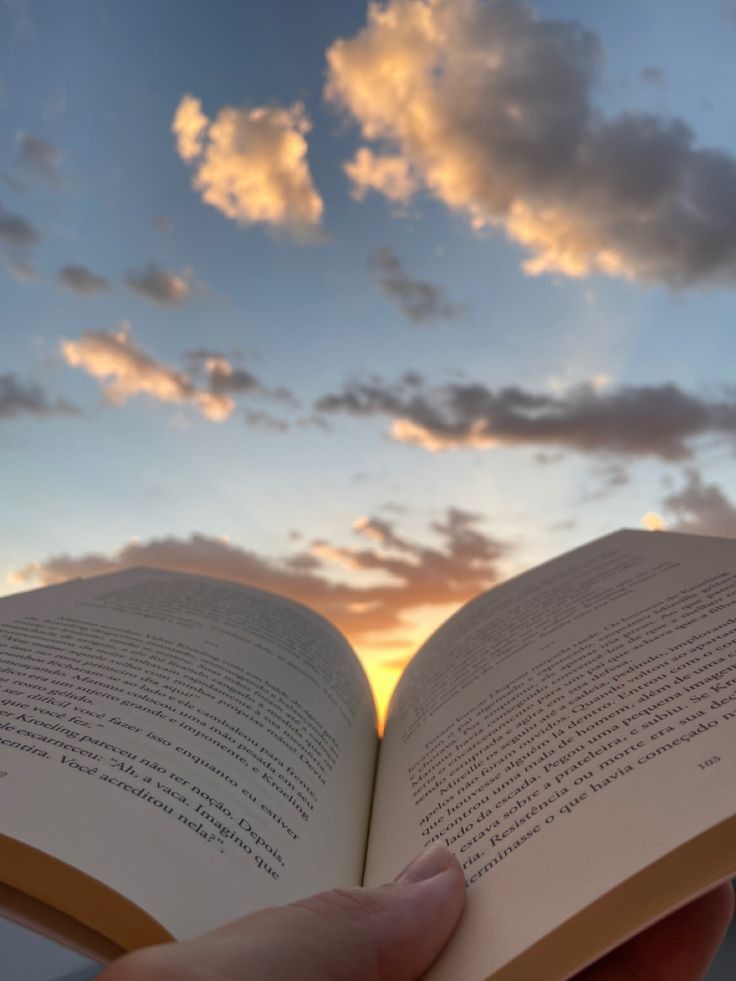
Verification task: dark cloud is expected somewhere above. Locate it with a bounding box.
[663,470,736,537]
[0,205,39,248]
[580,460,630,501]
[59,264,111,295]
[295,414,330,431]
[315,375,736,459]
[327,0,736,286]
[315,377,406,418]
[244,409,290,432]
[430,507,503,566]
[17,134,63,188]
[186,351,299,426]
[640,66,665,87]
[187,350,261,395]
[125,262,193,306]
[284,552,321,571]
[0,373,78,419]
[352,515,409,549]
[10,509,512,645]
[0,203,40,278]
[210,367,260,394]
[369,247,463,324]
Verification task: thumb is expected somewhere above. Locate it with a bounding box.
[100,842,466,981]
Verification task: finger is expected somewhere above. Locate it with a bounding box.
[99,842,466,981]
[575,881,735,981]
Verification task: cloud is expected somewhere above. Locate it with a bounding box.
[59,264,111,295]
[353,515,408,549]
[244,409,291,432]
[344,147,419,202]
[640,66,665,88]
[0,205,39,248]
[325,0,736,286]
[59,330,290,423]
[17,134,63,188]
[186,350,261,395]
[186,350,298,429]
[580,459,630,501]
[370,246,463,323]
[315,374,736,459]
[0,203,39,278]
[172,94,209,162]
[60,323,235,421]
[172,94,324,241]
[661,470,736,537]
[0,373,78,419]
[8,508,511,645]
[125,262,193,306]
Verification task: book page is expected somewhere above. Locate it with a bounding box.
[0,568,378,948]
[365,530,736,979]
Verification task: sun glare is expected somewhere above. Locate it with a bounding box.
[358,650,412,734]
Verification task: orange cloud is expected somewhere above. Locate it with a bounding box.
[172,93,209,161]
[391,417,497,452]
[344,147,418,202]
[352,515,409,548]
[172,94,324,241]
[505,201,631,280]
[326,0,736,286]
[125,262,194,306]
[60,323,234,421]
[310,541,364,571]
[9,510,514,726]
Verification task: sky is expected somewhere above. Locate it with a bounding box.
[3,0,736,721]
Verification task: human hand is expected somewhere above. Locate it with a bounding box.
[98,843,733,981]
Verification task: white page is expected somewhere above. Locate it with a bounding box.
[0,569,377,941]
[366,530,736,979]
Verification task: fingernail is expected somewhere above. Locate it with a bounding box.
[396,842,453,884]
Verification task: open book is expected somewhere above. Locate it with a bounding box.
[1,529,736,979]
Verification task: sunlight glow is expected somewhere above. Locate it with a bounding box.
[357,649,412,734]
[641,511,666,531]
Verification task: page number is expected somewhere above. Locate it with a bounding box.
[698,756,721,770]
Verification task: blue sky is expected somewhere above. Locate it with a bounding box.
[3,0,736,712]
